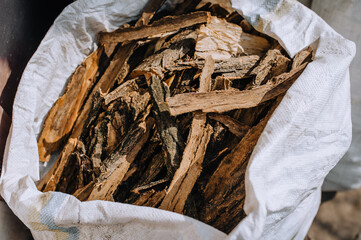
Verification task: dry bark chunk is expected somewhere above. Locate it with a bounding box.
[37,48,103,162]
[166,62,309,115]
[87,117,154,201]
[99,12,211,45]
[160,56,214,213]
[195,16,270,60]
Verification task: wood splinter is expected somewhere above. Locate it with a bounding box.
[160,56,214,213]
[166,62,308,116]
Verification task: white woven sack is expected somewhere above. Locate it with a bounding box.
[0,0,355,239]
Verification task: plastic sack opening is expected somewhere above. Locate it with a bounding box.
[0,0,355,239]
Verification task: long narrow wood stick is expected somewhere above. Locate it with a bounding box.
[166,62,308,116]
[99,12,211,45]
[160,56,214,213]
[37,48,103,162]
[104,0,167,56]
[208,113,249,138]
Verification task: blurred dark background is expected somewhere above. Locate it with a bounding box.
[0,0,73,115]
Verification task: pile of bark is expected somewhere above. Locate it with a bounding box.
[36,0,313,233]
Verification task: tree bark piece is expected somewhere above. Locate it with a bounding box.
[132,178,169,194]
[71,42,136,140]
[37,48,103,162]
[292,46,313,69]
[104,0,167,56]
[160,56,214,213]
[132,189,166,207]
[37,138,78,192]
[208,113,249,138]
[166,62,308,115]
[167,55,259,74]
[250,48,290,86]
[99,12,211,46]
[103,79,139,105]
[160,115,213,213]
[195,16,270,60]
[148,75,185,174]
[131,36,197,78]
[87,117,154,201]
[73,181,94,201]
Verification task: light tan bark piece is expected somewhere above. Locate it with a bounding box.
[251,49,290,86]
[37,48,102,162]
[166,62,308,115]
[292,46,313,69]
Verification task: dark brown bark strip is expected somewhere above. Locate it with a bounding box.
[37,138,78,192]
[250,49,290,86]
[98,12,211,45]
[292,46,313,69]
[208,113,249,138]
[148,75,185,174]
[167,55,259,74]
[160,56,214,213]
[87,117,155,201]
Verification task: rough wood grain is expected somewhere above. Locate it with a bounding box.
[200,95,285,233]
[167,55,259,74]
[37,138,78,192]
[99,12,211,45]
[37,48,103,162]
[208,113,249,138]
[148,75,185,174]
[251,49,290,86]
[104,0,167,56]
[73,181,94,201]
[160,56,214,213]
[103,79,139,105]
[132,189,166,207]
[166,62,308,115]
[131,36,196,78]
[71,42,136,140]
[87,117,154,201]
